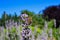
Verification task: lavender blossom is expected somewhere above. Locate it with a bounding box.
[21,28,31,40]
[21,13,28,21]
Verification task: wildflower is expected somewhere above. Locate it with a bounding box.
[21,27,31,40]
[21,13,28,21]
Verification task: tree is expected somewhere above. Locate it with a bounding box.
[43,5,60,28]
[1,11,8,27]
[21,10,34,17]
[12,12,18,22]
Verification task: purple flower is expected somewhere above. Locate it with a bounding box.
[21,28,31,39]
[21,14,28,21]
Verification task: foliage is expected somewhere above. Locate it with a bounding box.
[43,5,60,28]
[0,8,60,40]
[48,20,54,28]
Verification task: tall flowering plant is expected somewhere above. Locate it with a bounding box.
[21,13,32,40]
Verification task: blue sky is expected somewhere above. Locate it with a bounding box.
[0,0,60,18]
